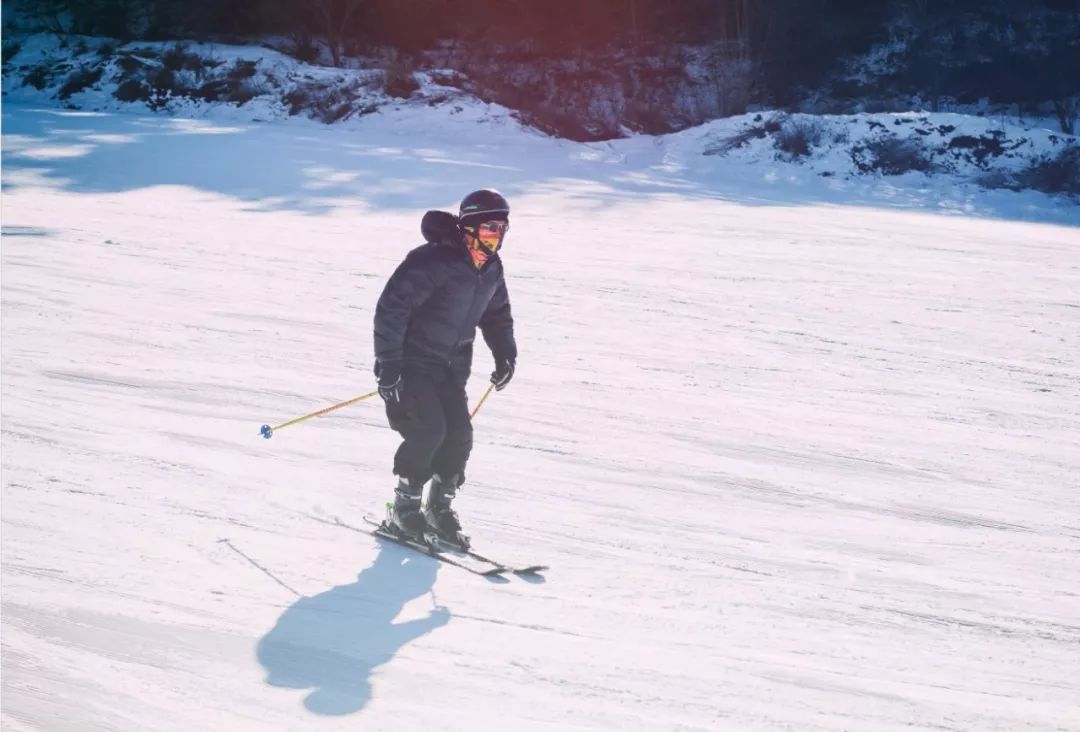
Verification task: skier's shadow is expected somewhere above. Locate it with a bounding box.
[256,543,448,715]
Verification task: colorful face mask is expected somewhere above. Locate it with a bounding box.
[464,220,508,269]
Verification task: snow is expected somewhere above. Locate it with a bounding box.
[2,94,1080,731]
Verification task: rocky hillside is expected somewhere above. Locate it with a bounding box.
[3,34,1077,199]
[4,1,1079,142]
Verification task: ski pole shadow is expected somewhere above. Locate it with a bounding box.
[256,542,448,716]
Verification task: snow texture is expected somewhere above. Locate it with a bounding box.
[2,90,1080,731]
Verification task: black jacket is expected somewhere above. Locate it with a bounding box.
[374,211,516,383]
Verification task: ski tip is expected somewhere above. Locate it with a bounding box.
[513,565,549,575]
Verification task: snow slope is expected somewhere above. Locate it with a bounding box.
[2,100,1079,731]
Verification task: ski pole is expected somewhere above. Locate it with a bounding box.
[260,390,379,439]
[470,384,495,420]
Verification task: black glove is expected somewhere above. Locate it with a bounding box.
[490,357,515,391]
[375,360,403,403]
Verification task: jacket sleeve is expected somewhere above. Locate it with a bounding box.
[374,255,437,365]
[480,274,517,362]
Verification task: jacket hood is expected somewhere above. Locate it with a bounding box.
[421,210,461,247]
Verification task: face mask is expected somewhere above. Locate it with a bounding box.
[464,220,508,268]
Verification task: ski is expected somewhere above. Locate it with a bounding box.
[358,514,547,576]
[358,515,507,577]
[427,536,549,576]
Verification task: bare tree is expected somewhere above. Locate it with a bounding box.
[22,0,72,34]
[1052,96,1078,135]
[734,0,752,60]
[314,0,364,66]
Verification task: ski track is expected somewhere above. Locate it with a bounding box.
[2,103,1080,731]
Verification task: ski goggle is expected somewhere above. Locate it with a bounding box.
[465,220,509,253]
[476,221,509,236]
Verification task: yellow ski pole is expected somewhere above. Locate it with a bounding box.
[470,384,495,420]
[260,390,380,439]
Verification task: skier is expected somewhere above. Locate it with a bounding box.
[373,189,517,547]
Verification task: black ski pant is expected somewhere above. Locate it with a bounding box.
[385,366,472,486]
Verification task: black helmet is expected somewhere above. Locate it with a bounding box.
[459,189,509,225]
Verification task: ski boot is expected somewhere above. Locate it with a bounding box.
[388,477,425,540]
[424,473,469,549]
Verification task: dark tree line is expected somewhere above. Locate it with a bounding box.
[12,0,890,51]
[10,0,1080,106]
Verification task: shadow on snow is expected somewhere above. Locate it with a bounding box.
[256,542,448,716]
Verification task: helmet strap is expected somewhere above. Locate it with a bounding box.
[467,241,489,269]
[461,225,502,268]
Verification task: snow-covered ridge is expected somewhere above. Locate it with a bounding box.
[1,33,456,125]
[3,33,1078,199]
[688,112,1079,194]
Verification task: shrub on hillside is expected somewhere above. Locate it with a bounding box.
[852,136,933,175]
[162,43,204,72]
[286,82,374,122]
[383,53,419,98]
[151,67,176,93]
[193,79,230,102]
[228,60,257,81]
[775,118,824,159]
[283,88,308,115]
[1016,146,1080,195]
[704,114,783,156]
[947,132,1007,168]
[763,116,782,134]
[114,79,150,102]
[23,64,51,90]
[58,66,104,99]
[3,41,22,64]
[291,33,320,63]
[117,54,147,74]
[228,84,257,105]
